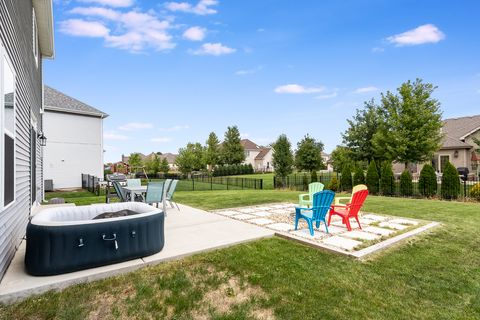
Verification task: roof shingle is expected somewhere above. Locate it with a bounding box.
[44,86,108,118]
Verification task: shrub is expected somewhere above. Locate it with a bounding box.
[419,164,438,197]
[441,162,461,200]
[248,164,254,174]
[311,171,318,182]
[353,166,365,186]
[400,170,413,196]
[340,166,353,191]
[366,160,380,194]
[470,183,480,200]
[380,162,395,196]
[302,174,309,191]
[327,176,339,191]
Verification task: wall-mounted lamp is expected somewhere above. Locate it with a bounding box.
[454,150,459,158]
[37,132,47,146]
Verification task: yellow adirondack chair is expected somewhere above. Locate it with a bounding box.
[334,184,368,205]
[299,182,324,207]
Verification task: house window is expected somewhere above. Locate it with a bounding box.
[1,51,16,209]
[439,155,450,173]
[32,9,39,67]
[245,150,250,157]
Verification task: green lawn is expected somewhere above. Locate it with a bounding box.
[8,191,479,319]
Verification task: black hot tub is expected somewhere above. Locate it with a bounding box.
[25,202,164,276]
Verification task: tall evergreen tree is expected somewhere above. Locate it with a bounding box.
[272,134,294,188]
[295,134,325,173]
[373,79,443,169]
[221,126,245,165]
[380,162,395,196]
[366,160,380,194]
[205,132,220,171]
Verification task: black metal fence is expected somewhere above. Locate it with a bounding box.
[274,172,480,201]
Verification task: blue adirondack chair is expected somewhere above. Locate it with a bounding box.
[298,182,324,207]
[295,190,335,236]
[145,182,164,208]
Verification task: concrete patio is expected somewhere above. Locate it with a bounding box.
[0,203,274,304]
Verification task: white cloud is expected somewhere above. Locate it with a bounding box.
[150,137,172,143]
[235,65,263,76]
[62,7,174,52]
[104,131,129,140]
[274,84,325,94]
[315,92,338,100]
[118,122,153,131]
[78,0,134,7]
[257,28,265,32]
[191,42,235,56]
[165,0,218,15]
[183,26,206,41]
[59,19,110,37]
[158,125,190,132]
[387,24,445,46]
[353,86,378,94]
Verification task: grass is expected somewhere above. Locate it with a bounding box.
[10,190,480,319]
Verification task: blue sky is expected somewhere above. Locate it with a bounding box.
[47,0,480,163]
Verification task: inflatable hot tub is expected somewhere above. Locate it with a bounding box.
[25,202,164,276]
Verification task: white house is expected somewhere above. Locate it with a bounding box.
[241,139,274,172]
[43,86,108,189]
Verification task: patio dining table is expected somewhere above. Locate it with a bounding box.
[122,184,167,214]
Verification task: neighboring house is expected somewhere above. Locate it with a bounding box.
[43,86,108,189]
[321,152,334,171]
[241,139,274,172]
[0,0,54,279]
[392,115,480,175]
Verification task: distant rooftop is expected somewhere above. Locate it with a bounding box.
[441,115,480,149]
[44,86,108,118]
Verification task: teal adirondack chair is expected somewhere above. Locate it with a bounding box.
[295,190,335,235]
[298,182,324,207]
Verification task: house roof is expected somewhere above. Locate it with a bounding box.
[441,135,472,149]
[441,115,480,149]
[44,86,108,118]
[240,139,260,150]
[32,0,55,58]
[160,153,177,164]
[255,148,271,160]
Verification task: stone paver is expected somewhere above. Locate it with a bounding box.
[322,236,362,251]
[341,230,381,241]
[249,218,275,226]
[325,225,349,234]
[290,229,327,240]
[254,206,273,211]
[389,218,419,226]
[215,210,240,217]
[363,214,388,221]
[270,204,286,209]
[379,222,408,230]
[267,223,295,232]
[363,226,395,236]
[250,211,273,217]
[238,208,256,214]
[270,209,291,215]
[330,220,361,229]
[233,213,256,220]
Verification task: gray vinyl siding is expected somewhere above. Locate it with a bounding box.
[0,0,43,279]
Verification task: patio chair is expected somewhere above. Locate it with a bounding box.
[334,184,368,205]
[298,182,324,207]
[145,182,165,208]
[112,181,129,202]
[295,190,335,236]
[328,189,369,231]
[166,179,180,210]
[126,178,141,187]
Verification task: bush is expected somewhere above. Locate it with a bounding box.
[327,176,339,191]
[380,162,395,196]
[470,183,480,200]
[248,164,254,174]
[311,171,318,182]
[400,170,413,196]
[353,167,365,186]
[441,162,461,200]
[340,166,353,191]
[419,164,438,197]
[366,160,380,194]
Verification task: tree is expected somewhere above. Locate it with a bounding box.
[380,162,395,196]
[221,126,245,165]
[145,153,161,176]
[205,132,221,171]
[400,170,413,196]
[295,134,325,173]
[330,146,354,173]
[159,157,170,175]
[271,134,294,188]
[128,153,143,171]
[340,165,353,191]
[342,100,383,162]
[418,164,437,197]
[353,166,365,185]
[175,143,206,175]
[373,79,443,169]
[441,162,460,200]
[366,160,380,194]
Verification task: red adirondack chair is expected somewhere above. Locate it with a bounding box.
[328,189,369,231]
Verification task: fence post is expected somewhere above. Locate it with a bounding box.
[272,176,275,189]
[242,178,244,190]
[260,179,263,190]
[227,177,229,190]
[211,177,213,190]
[464,180,467,199]
[192,177,195,191]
